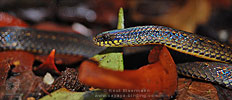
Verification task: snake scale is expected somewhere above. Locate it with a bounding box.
[93,25,232,89]
[0,27,105,57]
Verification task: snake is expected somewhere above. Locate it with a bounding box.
[0,27,105,58]
[93,25,232,89]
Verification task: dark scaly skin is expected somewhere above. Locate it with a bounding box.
[177,62,232,89]
[0,27,105,58]
[94,25,232,63]
[93,25,232,89]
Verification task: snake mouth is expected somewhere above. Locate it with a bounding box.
[92,37,98,45]
[93,33,124,47]
[93,37,124,47]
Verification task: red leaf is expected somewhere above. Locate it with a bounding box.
[0,12,28,27]
[78,46,177,99]
[34,49,61,75]
[0,51,34,73]
[176,78,219,99]
[0,51,34,98]
[2,71,46,100]
[148,45,163,63]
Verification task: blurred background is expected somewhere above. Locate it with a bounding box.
[1,0,232,67]
[0,0,231,40]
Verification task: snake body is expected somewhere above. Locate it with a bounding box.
[177,62,232,89]
[0,27,105,58]
[93,25,232,89]
[1,26,232,89]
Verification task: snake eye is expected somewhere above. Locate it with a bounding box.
[101,35,108,40]
[101,34,112,41]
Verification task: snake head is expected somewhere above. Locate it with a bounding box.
[93,29,125,47]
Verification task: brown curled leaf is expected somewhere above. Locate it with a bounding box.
[0,51,34,73]
[78,46,177,99]
[2,71,46,100]
[0,51,34,99]
[176,78,219,100]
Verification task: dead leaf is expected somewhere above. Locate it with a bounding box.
[148,45,163,63]
[2,71,46,100]
[0,12,28,27]
[78,46,177,99]
[0,61,10,98]
[0,51,34,73]
[176,78,219,100]
[34,49,61,75]
[46,68,88,92]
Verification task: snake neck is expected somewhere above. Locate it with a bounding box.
[94,25,232,64]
